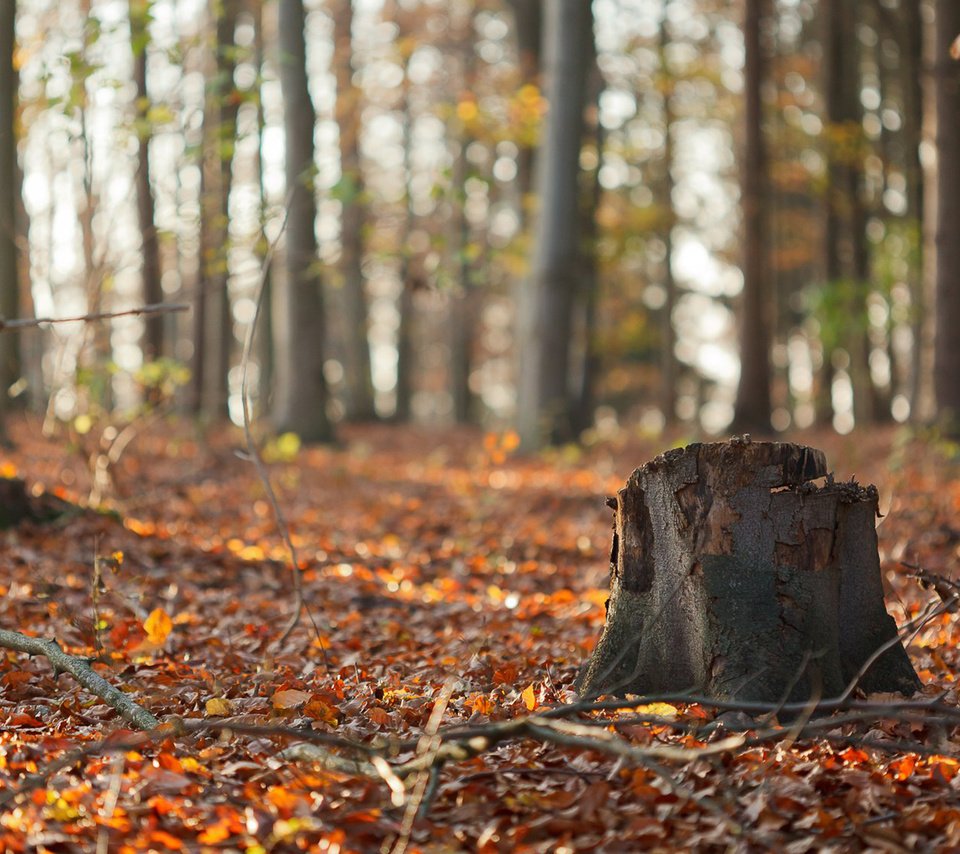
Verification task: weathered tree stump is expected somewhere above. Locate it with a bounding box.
[576,438,920,703]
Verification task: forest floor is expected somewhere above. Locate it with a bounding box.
[1,415,960,852]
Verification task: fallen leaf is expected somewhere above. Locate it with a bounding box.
[205,697,233,717]
[143,608,173,645]
[272,689,312,710]
[522,683,537,711]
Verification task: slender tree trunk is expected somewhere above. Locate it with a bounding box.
[0,0,18,431]
[658,1,677,425]
[394,277,415,422]
[394,43,416,423]
[130,0,163,360]
[14,109,38,412]
[933,0,960,433]
[508,0,541,229]
[901,0,925,420]
[78,93,112,410]
[333,0,374,421]
[516,0,593,449]
[733,0,772,432]
[822,0,875,426]
[274,0,333,441]
[572,29,604,435]
[449,38,478,425]
[254,0,273,402]
[193,0,238,418]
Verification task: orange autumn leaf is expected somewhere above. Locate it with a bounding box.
[143,608,173,645]
[147,829,183,850]
[304,697,339,725]
[156,752,184,773]
[465,693,493,715]
[272,689,313,710]
[198,820,232,844]
[367,706,391,726]
[205,697,233,717]
[522,683,537,711]
[890,755,917,781]
[2,671,33,688]
[267,785,302,813]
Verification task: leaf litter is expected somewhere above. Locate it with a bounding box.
[0,419,959,851]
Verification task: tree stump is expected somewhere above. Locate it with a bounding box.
[0,477,72,529]
[576,438,920,703]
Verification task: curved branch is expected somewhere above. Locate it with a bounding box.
[0,628,159,730]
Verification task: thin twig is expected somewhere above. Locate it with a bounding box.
[236,192,326,659]
[388,680,456,854]
[0,302,189,331]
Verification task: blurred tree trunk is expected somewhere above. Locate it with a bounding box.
[821,0,876,426]
[733,0,772,432]
[449,33,479,426]
[449,139,477,424]
[129,0,163,360]
[933,0,960,433]
[572,27,603,435]
[208,0,238,418]
[657,0,677,425]
[900,0,925,420]
[0,0,18,432]
[333,0,375,421]
[516,0,593,449]
[14,110,39,412]
[193,0,239,418]
[394,31,416,423]
[508,0,541,228]
[78,80,112,409]
[254,0,273,401]
[274,0,333,441]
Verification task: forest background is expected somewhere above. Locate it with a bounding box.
[1,0,960,851]
[1,0,957,444]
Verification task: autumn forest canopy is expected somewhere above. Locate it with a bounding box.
[1,0,960,851]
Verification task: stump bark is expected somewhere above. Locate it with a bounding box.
[576,438,920,703]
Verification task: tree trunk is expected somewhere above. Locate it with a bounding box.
[900,0,925,421]
[508,0,541,230]
[333,0,375,422]
[515,0,593,449]
[394,30,417,424]
[0,0,19,432]
[934,0,960,434]
[571,27,603,436]
[449,65,478,425]
[274,0,334,442]
[822,0,876,426]
[657,0,677,426]
[254,0,273,403]
[733,0,772,432]
[577,438,920,703]
[130,0,164,360]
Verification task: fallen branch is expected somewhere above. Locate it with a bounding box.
[0,302,189,331]
[0,628,159,730]
[4,690,955,815]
